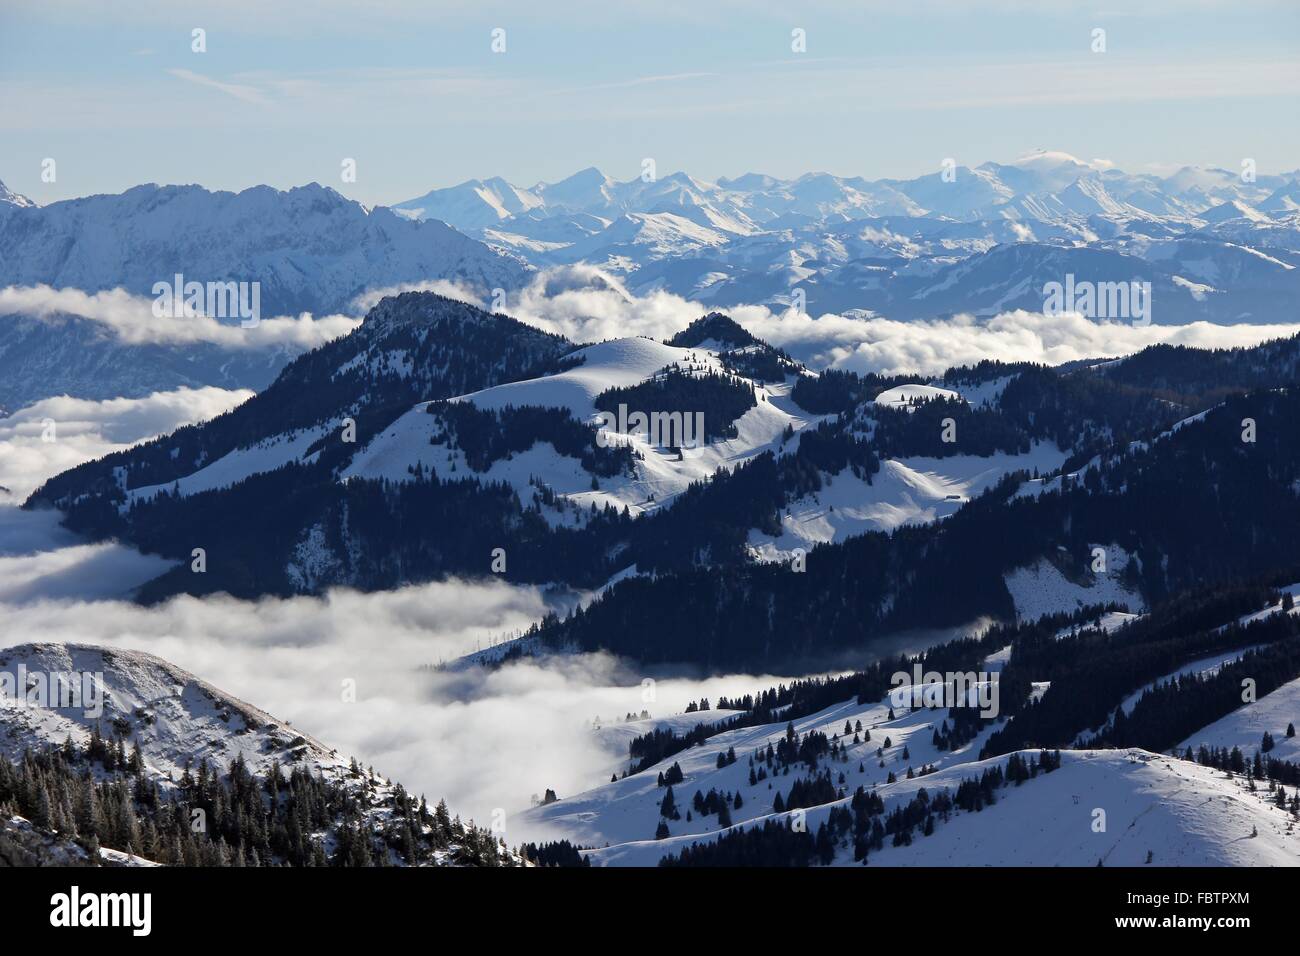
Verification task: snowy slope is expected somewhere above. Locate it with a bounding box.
[342,337,811,521]
[1180,672,1300,764]
[0,642,519,867]
[873,383,962,409]
[1004,544,1145,622]
[520,672,1299,866]
[1,815,158,867]
[842,750,1298,867]
[588,749,1298,867]
[1077,642,1272,746]
[0,643,349,786]
[125,423,333,504]
[747,443,1067,560]
[517,680,1005,849]
[1056,610,1143,640]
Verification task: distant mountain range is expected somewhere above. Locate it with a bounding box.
[0,177,532,412]
[3,153,1298,413]
[394,151,1300,323]
[0,179,528,316]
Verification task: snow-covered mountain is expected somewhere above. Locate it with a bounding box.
[0,642,347,783]
[396,152,1300,323]
[0,178,36,210]
[28,291,1300,675]
[0,642,518,867]
[0,180,530,317]
[0,178,534,410]
[515,588,1300,866]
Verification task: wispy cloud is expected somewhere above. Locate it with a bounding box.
[166,68,271,106]
[543,71,720,97]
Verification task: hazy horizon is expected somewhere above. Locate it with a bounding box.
[3,0,1298,206]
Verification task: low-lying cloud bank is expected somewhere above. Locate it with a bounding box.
[0,380,788,838]
[385,265,1300,377]
[9,271,1298,378]
[0,385,253,501]
[0,576,787,839]
[0,284,360,349]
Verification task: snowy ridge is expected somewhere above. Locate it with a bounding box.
[0,642,521,867]
[342,336,810,521]
[1181,672,1300,765]
[0,643,348,786]
[519,681,1006,851]
[590,750,1298,867]
[517,675,1298,866]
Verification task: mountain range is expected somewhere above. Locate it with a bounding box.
[0,177,528,411]
[7,154,1300,871]
[394,151,1300,323]
[3,152,1298,413]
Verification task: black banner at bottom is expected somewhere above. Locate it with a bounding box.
[4,865,1274,941]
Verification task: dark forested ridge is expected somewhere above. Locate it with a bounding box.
[0,740,515,867]
[521,384,1300,670]
[30,293,575,507]
[22,293,1300,656]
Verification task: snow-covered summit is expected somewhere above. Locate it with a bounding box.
[0,181,530,316]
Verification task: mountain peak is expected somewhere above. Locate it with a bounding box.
[668,312,757,349]
[1200,198,1271,223]
[0,177,37,209]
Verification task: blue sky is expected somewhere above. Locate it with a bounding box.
[2,0,1297,206]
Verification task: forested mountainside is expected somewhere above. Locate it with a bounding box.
[24,294,1300,669]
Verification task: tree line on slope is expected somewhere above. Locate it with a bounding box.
[0,736,513,867]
